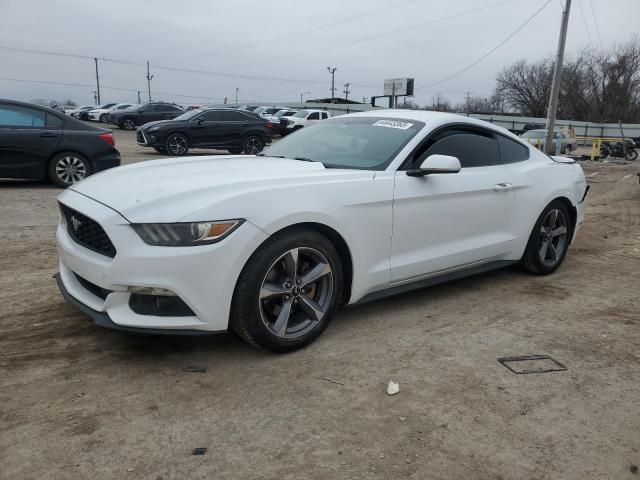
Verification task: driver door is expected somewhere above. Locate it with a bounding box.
[390,127,515,283]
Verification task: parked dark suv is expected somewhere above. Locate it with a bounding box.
[136,108,274,155]
[0,99,120,187]
[108,102,184,130]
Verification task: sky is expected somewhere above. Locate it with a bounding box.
[1,0,638,107]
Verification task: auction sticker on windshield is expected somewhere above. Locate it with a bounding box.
[372,120,414,130]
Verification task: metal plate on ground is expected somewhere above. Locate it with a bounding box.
[497,355,567,374]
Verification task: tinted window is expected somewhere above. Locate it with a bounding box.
[424,130,500,168]
[0,105,46,127]
[498,135,529,164]
[45,114,63,128]
[321,112,328,119]
[220,111,248,121]
[308,112,320,120]
[199,110,221,121]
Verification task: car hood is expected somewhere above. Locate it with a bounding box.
[140,120,177,130]
[69,156,374,223]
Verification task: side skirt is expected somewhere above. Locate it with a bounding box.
[354,260,516,305]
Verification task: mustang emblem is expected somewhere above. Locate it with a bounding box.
[71,216,82,232]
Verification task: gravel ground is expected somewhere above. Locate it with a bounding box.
[1,129,639,480]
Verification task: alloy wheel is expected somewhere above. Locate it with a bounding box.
[259,247,333,339]
[244,137,262,155]
[538,209,568,267]
[123,119,135,130]
[55,156,87,184]
[168,135,188,155]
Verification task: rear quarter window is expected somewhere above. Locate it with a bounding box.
[498,135,530,164]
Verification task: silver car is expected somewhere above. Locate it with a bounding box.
[521,129,577,155]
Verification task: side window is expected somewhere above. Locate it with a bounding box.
[321,112,328,119]
[165,105,182,112]
[0,105,46,127]
[308,112,320,120]
[199,110,221,121]
[498,135,529,164]
[45,114,63,128]
[423,130,500,168]
[220,111,247,121]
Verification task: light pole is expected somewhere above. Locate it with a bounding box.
[327,66,337,102]
[343,83,350,101]
[300,91,311,103]
[94,58,101,105]
[235,87,239,105]
[146,61,153,102]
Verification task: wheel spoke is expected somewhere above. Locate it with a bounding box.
[283,249,299,280]
[272,300,292,336]
[301,262,331,288]
[298,296,325,322]
[260,282,289,301]
[548,242,558,261]
[547,210,559,228]
[552,225,567,237]
[539,239,549,259]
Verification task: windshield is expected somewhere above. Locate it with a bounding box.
[262,117,424,170]
[292,110,309,118]
[124,104,142,111]
[172,109,204,121]
[253,106,268,114]
[273,110,293,118]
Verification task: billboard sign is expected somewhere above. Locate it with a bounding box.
[384,78,414,96]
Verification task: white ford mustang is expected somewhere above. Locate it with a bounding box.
[56,110,589,352]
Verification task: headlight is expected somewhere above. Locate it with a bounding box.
[132,220,243,246]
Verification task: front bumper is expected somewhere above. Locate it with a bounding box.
[56,189,269,333]
[136,129,160,146]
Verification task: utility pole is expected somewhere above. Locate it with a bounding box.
[300,91,311,103]
[544,0,571,154]
[343,82,350,101]
[464,90,473,115]
[146,61,153,102]
[93,58,101,105]
[137,91,141,103]
[92,90,98,106]
[327,66,337,102]
[235,87,239,105]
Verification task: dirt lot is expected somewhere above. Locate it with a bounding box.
[1,129,639,479]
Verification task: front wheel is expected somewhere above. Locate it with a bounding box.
[242,135,264,155]
[99,114,108,123]
[165,133,189,155]
[231,229,343,353]
[563,145,572,155]
[519,200,571,275]
[48,152,92,188]
[626,149,638,161]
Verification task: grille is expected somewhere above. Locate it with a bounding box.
[60,204,117,258]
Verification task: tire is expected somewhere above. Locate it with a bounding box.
[626,149,638,161]
[153,147,167,153]
[165,133,189,155]
[231,228,343,353]
[99,114,108,123]
[241,135,264,155]
[563,145,572,155]
[48,152,92,188]
[599,147,609,160]
[228,148,242,154]
[519,200,571,275]
[120,118,136,130]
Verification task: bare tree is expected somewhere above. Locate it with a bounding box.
[495,59,553,117]
[429,93,452,112]
[455,94,505,114]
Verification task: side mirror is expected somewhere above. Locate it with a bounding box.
[406,154,461,177]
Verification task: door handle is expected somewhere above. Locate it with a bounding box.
[494,183,513,191]
[39,132,59,139]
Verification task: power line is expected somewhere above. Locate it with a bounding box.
[587,0,603,48]
[203,0,418,58]
[575,0,594,47]
[0,45,378,88]
[416,0,552,90]
[0,76,227,102]
[235,0,516,68]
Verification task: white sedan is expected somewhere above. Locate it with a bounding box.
[87,103,132,122]
[55,110,589,352]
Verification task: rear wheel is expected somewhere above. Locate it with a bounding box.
[519,200,571,275]
[48,152,92,188]
[242,135,264,155]
[165,133,189,155]
[120,118,136,130]
[231,229,343,353]
[563,144,572,155]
